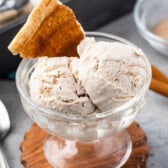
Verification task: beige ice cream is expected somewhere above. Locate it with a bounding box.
[29,57,96,115]
[29,38,147,114]
[78,38,147,111]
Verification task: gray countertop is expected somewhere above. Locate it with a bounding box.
[1,14,168,168]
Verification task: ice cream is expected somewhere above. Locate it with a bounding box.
[29,38,147,114]
[78,38,147,111]
[29,57,97,115]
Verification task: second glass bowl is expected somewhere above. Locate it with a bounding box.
[134,0,168,55]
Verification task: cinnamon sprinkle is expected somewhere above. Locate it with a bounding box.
[152,19,168,39]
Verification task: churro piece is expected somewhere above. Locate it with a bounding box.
[8,0,84,58]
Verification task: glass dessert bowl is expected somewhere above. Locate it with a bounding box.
[16,32,151,168]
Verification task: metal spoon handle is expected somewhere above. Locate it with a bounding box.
[0,146,9,168]
[0,0,5,6]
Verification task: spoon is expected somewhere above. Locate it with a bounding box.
[0,0,29,12]
[0,100,10,168]
[0,0,5,6]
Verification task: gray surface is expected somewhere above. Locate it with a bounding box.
[1,14,168,168]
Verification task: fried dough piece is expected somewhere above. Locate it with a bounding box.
[8,0,84,58]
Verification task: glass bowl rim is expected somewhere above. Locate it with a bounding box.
[133,0,168,44]
[16,31,151,121]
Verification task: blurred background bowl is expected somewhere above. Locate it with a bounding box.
[134,0,168,55]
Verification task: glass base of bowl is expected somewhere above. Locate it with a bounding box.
[44,130,132,168]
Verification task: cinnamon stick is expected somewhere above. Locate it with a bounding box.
[150,78,168,97]
[152,65,168,84]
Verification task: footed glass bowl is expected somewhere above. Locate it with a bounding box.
[16,32,151,168]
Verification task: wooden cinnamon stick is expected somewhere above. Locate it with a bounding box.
[152,65,168,84]
[150,78,168,97]
[150,65,168,97]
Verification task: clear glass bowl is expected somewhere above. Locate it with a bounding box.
[16,32,151,168]
[134,0,168,55]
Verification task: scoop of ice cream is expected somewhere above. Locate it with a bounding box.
[78,38,147,111]
[29,37,148,114]
[29,57,96,115]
